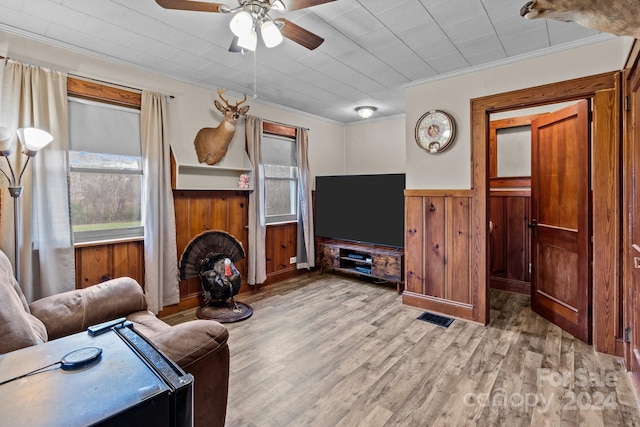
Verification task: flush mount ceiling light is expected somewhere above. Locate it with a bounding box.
[156,0,331,52]
[355,106,377,119]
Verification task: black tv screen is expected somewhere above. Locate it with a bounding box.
[314,173,405,248]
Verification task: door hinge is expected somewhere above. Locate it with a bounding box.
[625,326,631,343]
[625,95,631,112]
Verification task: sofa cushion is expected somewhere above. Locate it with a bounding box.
[126,310,172,337]
[145,319,229,368]
[29,277,148,340]
[0,250,48,354]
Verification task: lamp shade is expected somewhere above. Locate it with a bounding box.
[230,11,253,37]
[355,106,377,119]
[17,127,53,157]
[238,29,257,51]
[261,20,283,48]
[0,126,12,155]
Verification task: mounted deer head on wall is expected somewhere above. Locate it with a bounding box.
[194,89,250,166]
[520,0,640,39]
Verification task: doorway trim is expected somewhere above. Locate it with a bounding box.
[471,71,622,355]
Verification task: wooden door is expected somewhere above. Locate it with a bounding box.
[530,100,592,343]
[629,66,640,389]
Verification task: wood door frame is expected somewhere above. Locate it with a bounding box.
[623,40,640,377]
[471,71,622,355]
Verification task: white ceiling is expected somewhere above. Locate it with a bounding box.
[0,0,609,123]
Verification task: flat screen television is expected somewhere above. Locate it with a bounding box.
[314,173,405,248]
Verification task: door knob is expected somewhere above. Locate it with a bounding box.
[528,219,538,237]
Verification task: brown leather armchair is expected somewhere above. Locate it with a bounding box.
[0,249,229,427]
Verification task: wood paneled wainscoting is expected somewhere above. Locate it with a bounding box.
[169,190,249,316]
[489,191,531,295]
[74,191,303,316]
[265,222,299,286]
[75,240,144,289]
[404,189,480,322]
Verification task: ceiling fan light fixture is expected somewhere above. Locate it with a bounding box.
[271,0,285,11]
[230,10,253,37]
[238,28,258,51]
[261,20,283,48]
[355,106,377,119]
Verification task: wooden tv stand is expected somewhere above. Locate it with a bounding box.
[316,238,404,293]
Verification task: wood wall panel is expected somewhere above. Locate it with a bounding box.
[173,190,249,306]
[405,196,425,295]
[265,222,298,285]
[424,196,446,298]
[403,191,476,321]
[75,240,144,288]
[450,197,471,304]
[75,190,300,316]
[489,193,531,295]
[490,197,506,274]
[505,197,528,282]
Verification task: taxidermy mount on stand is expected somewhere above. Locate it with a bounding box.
[179,230,253,323]
[521,0,640,39]
[194,88,250,166]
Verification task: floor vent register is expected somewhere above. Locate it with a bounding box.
[417,311,454,328]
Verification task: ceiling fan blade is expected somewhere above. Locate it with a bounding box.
[155,0,227,13]
[281,0,336,11]
[275,18,324,50]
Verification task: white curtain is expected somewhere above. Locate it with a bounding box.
[246,115,266,285]
[296,128,315,269]
[0,59,74,301]
[141,91,179,313]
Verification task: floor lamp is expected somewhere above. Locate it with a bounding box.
[0,126,53,284]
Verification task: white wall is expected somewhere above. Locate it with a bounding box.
[404,36,635,190]
[0,29,346,184]
[344,115,405,175]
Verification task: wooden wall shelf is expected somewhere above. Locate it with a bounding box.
[172,156,253,191]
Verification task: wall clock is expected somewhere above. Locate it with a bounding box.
[415,110,456,153]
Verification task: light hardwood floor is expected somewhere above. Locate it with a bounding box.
[163,273,640,426]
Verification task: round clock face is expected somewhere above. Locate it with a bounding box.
[415,110,456,153]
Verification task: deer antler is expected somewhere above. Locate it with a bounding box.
[236,94,247,107]
[217,88,229,106]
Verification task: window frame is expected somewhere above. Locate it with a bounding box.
[262,122,298,225]
[67,78,144,244]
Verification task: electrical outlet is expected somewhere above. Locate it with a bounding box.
[290,257,296,264]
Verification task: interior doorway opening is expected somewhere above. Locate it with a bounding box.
[488,99,592,344]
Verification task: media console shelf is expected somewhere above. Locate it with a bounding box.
[316,238,404,293]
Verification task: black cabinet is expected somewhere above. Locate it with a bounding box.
[0,324,193,427]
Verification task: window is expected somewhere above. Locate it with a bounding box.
[68,97,143,243]
[262,133,298,224]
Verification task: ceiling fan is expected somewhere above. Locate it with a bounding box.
[155,0,334,51]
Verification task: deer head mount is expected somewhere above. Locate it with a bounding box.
[521,0,640,39]
[194,89,250,166]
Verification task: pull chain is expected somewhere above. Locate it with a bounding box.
[253,48,258,100]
